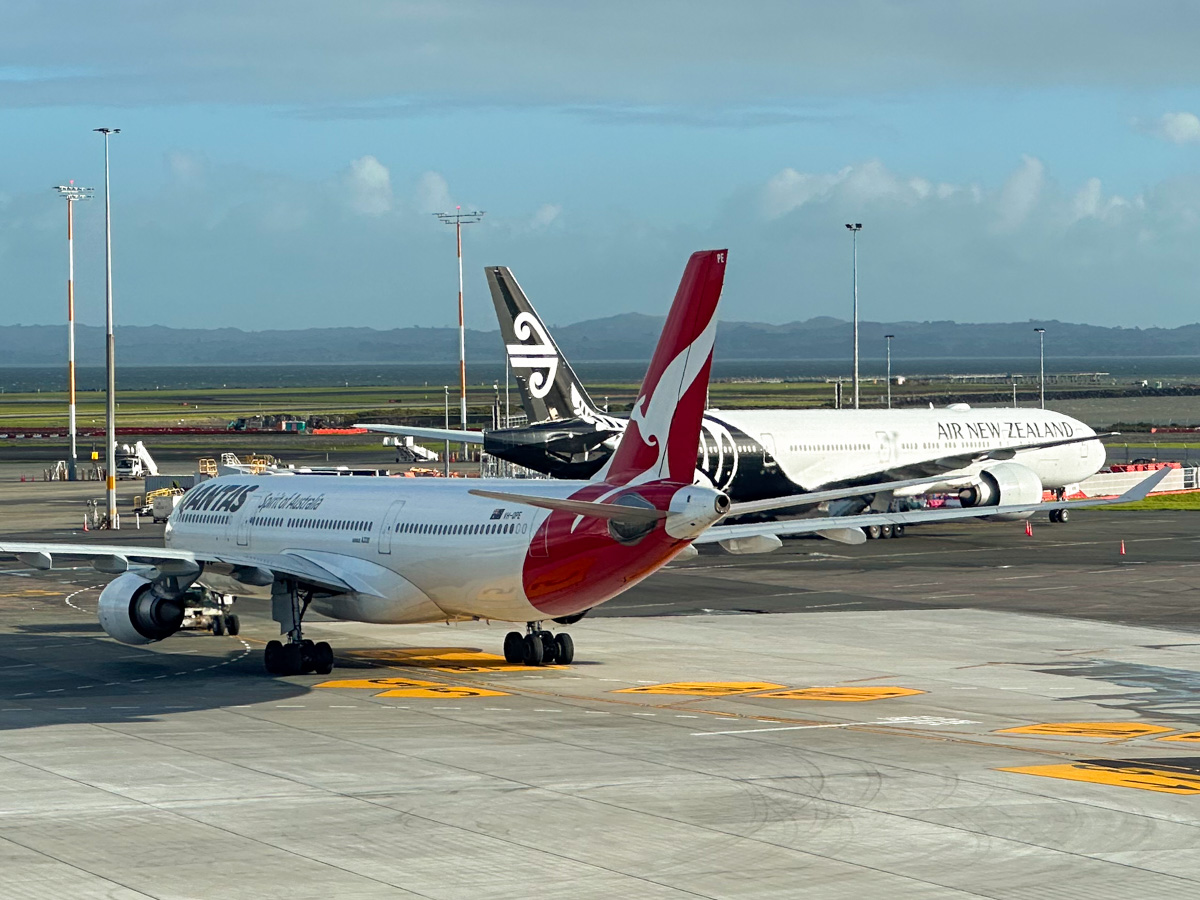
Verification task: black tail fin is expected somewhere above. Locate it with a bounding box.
[486,266,603,423]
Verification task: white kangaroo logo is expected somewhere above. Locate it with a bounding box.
[507,312,559,400]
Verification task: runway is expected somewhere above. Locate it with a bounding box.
[1,489,1199,897]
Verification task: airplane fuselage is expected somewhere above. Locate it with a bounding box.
[165,474,696,626]
[699,406,1104,500]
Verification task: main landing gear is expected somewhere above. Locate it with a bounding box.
[263,580,334,676]
[504,622,574,666]
[1049,489,1070,524]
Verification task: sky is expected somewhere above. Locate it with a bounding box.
[2,1,1200,333]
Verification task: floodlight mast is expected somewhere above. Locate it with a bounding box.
[53,182,94,481]
[1034,327,1046,409]
[95,127,120,527]
[434,207,485,460]
[845,223,863,409]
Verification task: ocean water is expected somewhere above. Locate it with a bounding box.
[2,357,1199,393]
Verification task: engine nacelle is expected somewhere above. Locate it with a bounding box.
[957,462,1043,520]
[98,572,186,645]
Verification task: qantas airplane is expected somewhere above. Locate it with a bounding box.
[362,266,1108,527]
[0,252,1163,676]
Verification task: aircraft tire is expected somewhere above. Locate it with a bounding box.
[313,642,334,675]
[554,633,575,665]
[1057,509,1069,524]
[212,616,225,636]
[503,631,524,664]
[880,524,894,539]
[264,640,283,674]
[865,525,881,540]
[893,524,905,538]
[522,633,544,666]
[280,643,303,676]
[226,614,240,636]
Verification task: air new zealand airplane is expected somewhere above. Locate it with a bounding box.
[359,267,1109,526]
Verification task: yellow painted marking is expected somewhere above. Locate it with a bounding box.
[316,677,507,699]
[1158,732,1200,743]
[345,647,556,672]
[0,590,63,598]
[1002,763,1200,795]
[376,686,509,699]
[758,686,925,702]
[613,682,784,697]
[316,677,439,690]
[998,722,1175,739]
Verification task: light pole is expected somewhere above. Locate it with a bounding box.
[53,181,93,480]
[95,127,120,527]
[443,385,450,477]
[845,223,862,409]
[1034,327,1046,409]
[884,333,895,409]
[435,206,485,459]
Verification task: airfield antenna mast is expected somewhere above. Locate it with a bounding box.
[53,181,94,481]
[845,223,863,409]
[1034,327,1046,410]
[884,334,894,409]
[95,128,120,527]
[435,206,485,460]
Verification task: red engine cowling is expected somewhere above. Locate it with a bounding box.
[957,462,1044,521]
[98,572,186,645]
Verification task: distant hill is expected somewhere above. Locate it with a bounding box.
[0,316,1197,365]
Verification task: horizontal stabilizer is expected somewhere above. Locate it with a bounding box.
[354,423,484,444]
[469,488,668,523]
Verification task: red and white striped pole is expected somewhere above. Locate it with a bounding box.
[435,205,485,462]
[54,181,93,482]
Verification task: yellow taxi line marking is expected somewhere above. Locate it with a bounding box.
[613,682,785,697]
[1001,763,1200,795]
[998,722,1175,739]
[758,686,925,702]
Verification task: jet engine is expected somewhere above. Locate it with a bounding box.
[98,572,186,645]
[957,462,1044,521]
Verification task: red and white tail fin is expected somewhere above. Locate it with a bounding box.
[603,249,727,486]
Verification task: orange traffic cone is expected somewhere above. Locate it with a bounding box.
[82,516,89,532]
[1024,520,1033,537]
[1120,540,1126,556]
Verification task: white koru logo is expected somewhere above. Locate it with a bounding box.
[507,311,559,399]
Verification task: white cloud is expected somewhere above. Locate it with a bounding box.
[530,203,562,229]
[1152,111,1200,144]
[414,171,452,215]
[994,155,1044,231]
[343,155,392,216]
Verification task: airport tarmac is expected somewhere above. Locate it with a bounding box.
[1,477,1199,898]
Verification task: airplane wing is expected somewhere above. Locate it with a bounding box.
[726,474,955,517]
[833,431,1114,486]
[696,467,1168,548]
[0,542,357,595]
[355,423,485,445]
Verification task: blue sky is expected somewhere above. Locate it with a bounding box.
[2,2,1200,332]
